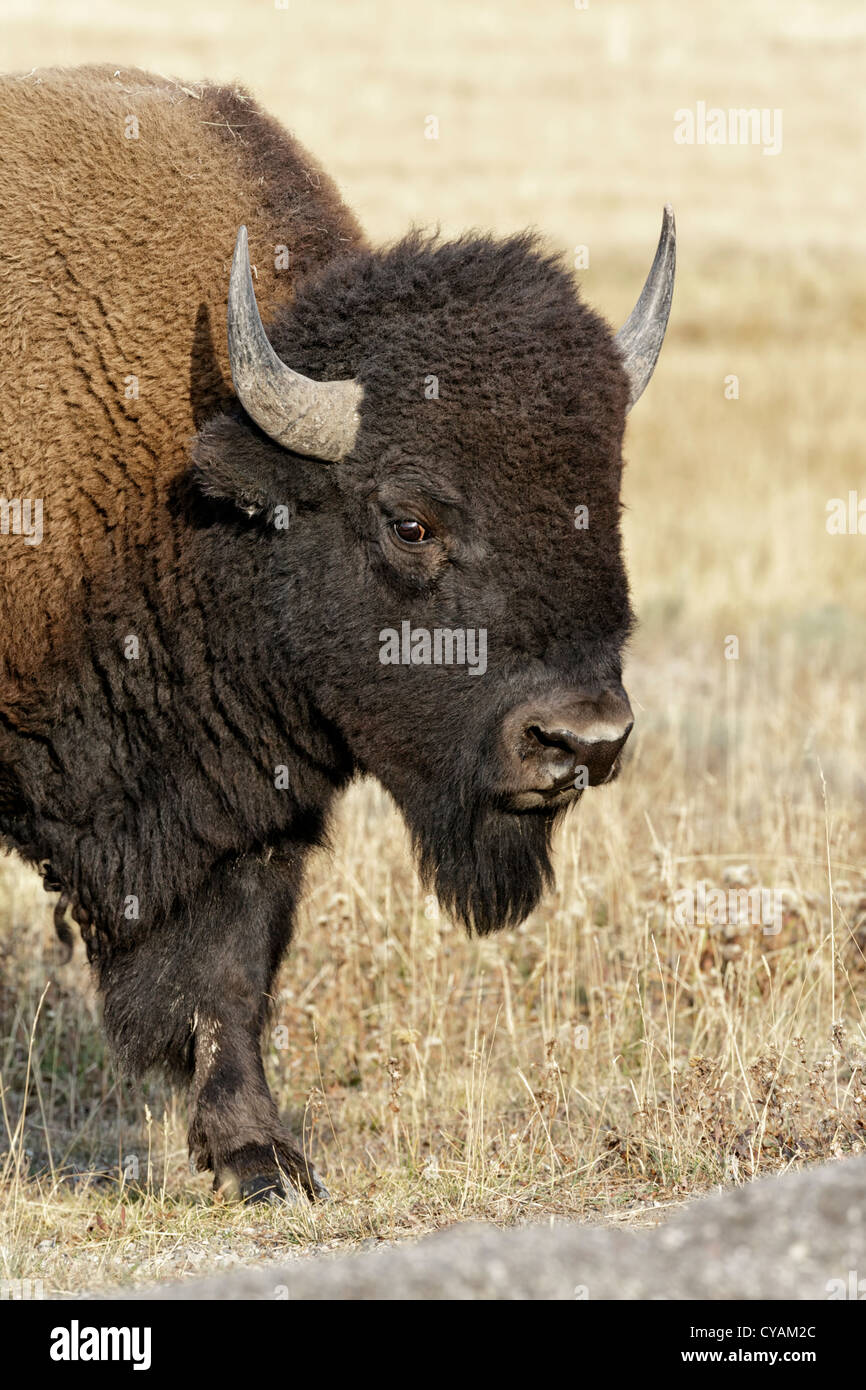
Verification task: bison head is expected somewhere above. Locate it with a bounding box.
[192,211,674,933]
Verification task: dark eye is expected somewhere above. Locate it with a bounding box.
[393,519,430,544]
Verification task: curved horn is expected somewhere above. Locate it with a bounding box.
[227,225,362,461]
[615,205,676,412]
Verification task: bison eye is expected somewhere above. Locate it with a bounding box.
[393,519,430,544]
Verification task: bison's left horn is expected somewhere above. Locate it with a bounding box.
[615,205,676,412]
[227,225,362,461]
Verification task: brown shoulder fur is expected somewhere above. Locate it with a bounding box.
[0,64,365,684]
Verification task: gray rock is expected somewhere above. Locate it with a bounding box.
[123,1154,866,1300]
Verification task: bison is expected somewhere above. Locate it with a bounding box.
[0,65,674,1200]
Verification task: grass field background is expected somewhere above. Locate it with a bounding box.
[2,0,865,1291]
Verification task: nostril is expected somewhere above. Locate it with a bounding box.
[525,725,584,758]
[527,726,554,747]
[521,716,632,790]
[523,725,585,793]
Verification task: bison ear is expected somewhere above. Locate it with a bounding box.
[189,411,295,516]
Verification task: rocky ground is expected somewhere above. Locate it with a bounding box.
[119,1155,865,1300]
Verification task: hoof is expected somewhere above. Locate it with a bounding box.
[214,1142,330,1204]
[306,1167,331,1202]
[240,1173,301,1205]
[239,1167,329,1204]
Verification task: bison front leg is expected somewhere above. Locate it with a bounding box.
[188,1011,327,1204]
[184,855,329,1203]
[101,853,327,1203]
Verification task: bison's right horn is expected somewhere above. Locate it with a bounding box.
[227,225,362,462]
[615,205,676,412]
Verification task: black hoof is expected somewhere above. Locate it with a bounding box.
[212,1140,330,1204]
[306,1168,331,1202]
[240,1173,300,1205]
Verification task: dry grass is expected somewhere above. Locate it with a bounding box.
[2,0,866,1294]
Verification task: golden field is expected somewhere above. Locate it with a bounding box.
[1,0,865,1292]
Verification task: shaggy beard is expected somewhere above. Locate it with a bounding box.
[404,782,564,935]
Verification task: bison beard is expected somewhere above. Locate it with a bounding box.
[403,774,562,936]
